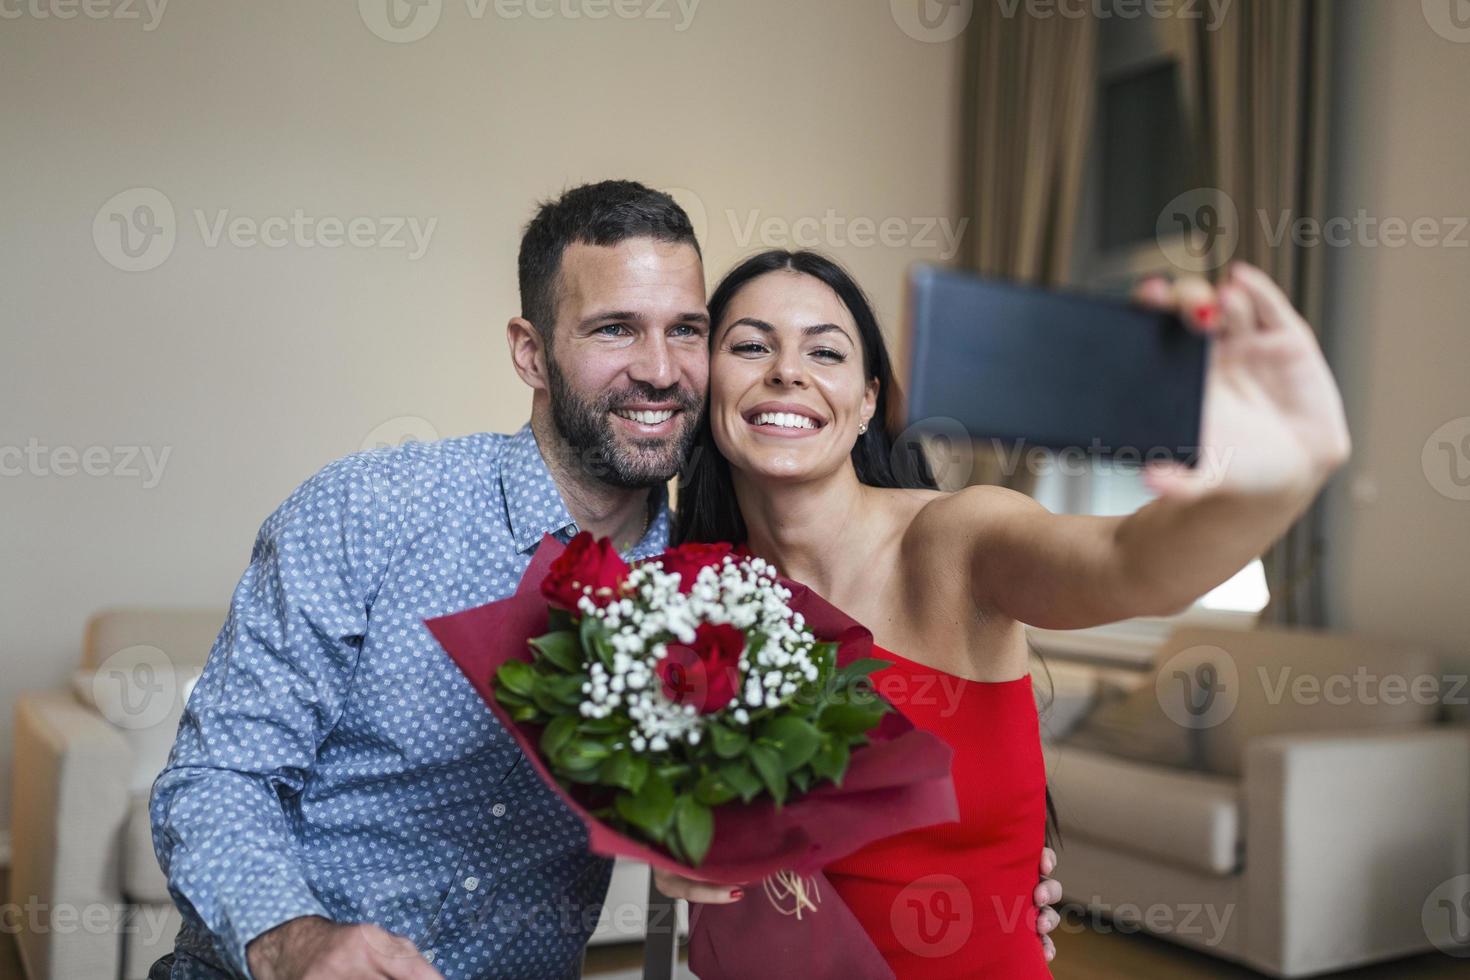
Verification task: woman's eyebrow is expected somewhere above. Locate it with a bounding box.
[728,317,853,344]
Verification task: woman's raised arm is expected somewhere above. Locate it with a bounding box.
[926,262,1351,630]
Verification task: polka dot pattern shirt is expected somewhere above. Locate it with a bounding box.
[149,424,671,979]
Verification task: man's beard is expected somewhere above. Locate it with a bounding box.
[545,353,702,489]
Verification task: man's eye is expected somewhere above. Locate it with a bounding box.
[596,324,631,337]
[671,324,705,338]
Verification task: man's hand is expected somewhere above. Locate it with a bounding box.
[246,915,444,980]
[1034,846,1063,962]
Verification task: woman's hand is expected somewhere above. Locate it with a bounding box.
[1132,262,1351,499]
[651,867,746,904]
[654,847,1065,960]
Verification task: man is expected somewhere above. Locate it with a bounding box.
[150,181,1062,979]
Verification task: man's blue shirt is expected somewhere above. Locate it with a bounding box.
[150,424,671,978]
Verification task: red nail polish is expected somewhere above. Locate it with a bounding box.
[730,888,744,900]
[1194,303,1218,327]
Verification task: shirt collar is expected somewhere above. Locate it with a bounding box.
[497,423,671,560]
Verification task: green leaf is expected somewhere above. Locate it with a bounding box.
[579,715,624,735]
[760,716,821,771]
[531,679,567,715]
[529,631,582,672]
[558,738,612,773]
[708,722,750,760]
[656,762,693,785]
[718,761,762,803]
[543,673,587,707]
[507,703,540,723]
[674,795,715,866]
[837,657,893,681]
[493,684,529,707]
[539,715,578,760]
[615,771,676,839]
[819,700,888,737]
[748,743,787,806]
[692,769,739,806]
[600,749,649,794]
[580,615,616,668]
[497,660,536,698]
[810,736,850,785]
[548,607,576,633]
[789,769,810,794]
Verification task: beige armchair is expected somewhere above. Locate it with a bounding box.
[10,608,674,980]
[1041,624,1470,976]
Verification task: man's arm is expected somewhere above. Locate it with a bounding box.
[149,453,395,977]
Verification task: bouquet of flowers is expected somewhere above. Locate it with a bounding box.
[493,533,892,865]
[426,533,958,978]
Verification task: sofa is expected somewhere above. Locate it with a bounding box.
[10,608,673,980]
[1038,623,1470,977]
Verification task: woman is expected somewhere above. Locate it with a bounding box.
[660,250,1350,977]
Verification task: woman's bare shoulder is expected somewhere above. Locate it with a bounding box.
[906,483,1046,541]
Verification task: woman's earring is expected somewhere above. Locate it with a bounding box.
[858,421,869,434]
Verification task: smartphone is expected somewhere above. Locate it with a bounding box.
[903,264,1209,467]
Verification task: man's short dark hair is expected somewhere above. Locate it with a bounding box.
[517,180,701,346]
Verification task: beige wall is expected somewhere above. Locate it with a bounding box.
[1320,0,1470,664]
[0,2,960,831]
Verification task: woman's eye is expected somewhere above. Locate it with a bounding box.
[812,348,846,362]
[731,342,768,355]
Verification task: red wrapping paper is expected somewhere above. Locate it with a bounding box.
[424,534,959,978]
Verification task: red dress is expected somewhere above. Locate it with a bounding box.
[825,644,1052,978]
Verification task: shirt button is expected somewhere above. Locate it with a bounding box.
[492,802,506,817]
[464,876,480,891]
[423,950,436,964]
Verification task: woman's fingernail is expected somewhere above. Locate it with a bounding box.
[730,888,744,900]
[1194,303,1218,327]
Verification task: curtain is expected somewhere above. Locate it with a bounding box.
[1168,0,1336,626]
[957,6,1099,495]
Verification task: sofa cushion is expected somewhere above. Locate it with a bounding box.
[1154,626,1441,776]
[123,793,172,904]
[83,607,225,672]
[1046,744,1241,876]
[1060,675,1197,769]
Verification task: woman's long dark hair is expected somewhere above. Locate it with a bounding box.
[674,249,1061,849]
[675,249,935,547]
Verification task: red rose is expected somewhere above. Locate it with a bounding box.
[657,622,745,714]
[541,532,630,611]
[654,541,735,593]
